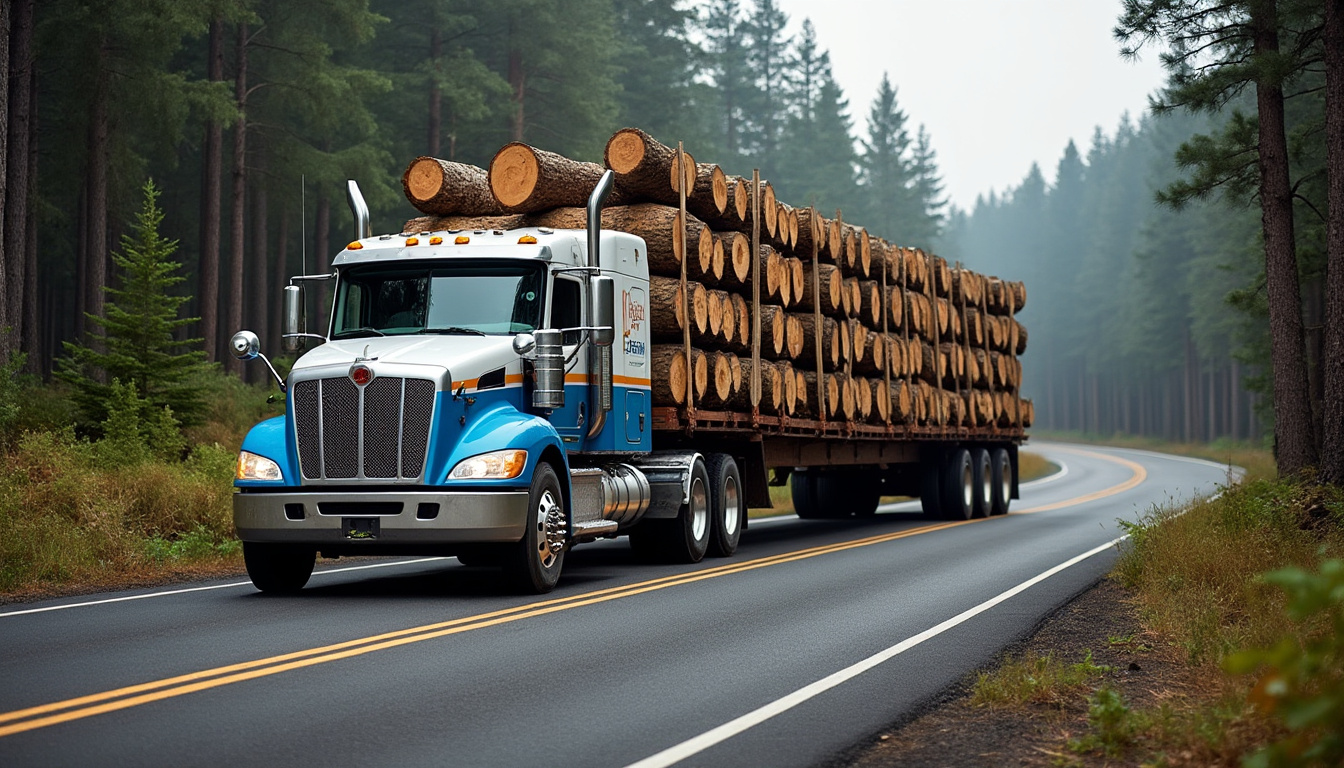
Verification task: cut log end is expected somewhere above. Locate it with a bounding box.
[405,158,446,202]
[489,143,540,208]
[605,129,647,174]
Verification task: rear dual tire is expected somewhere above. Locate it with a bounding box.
[921,447,1013,520]
[791,468,882,519]
[630,456,712,564]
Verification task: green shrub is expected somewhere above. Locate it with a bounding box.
[1227,559,1344,768]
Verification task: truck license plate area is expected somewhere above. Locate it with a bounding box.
[343,517,380,540]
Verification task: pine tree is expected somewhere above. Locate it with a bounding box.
[907,125,946,247]
[741,0,791,179]
[858,73,914,241]
[58,180,212,429]
[702,0,751,170]
[774,20,856,212]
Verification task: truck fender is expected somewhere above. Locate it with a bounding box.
[439,402,571,514]
[236,416,296,487]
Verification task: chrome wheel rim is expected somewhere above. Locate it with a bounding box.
[536,489,565,569]
[690,477,709,542]
[722,475,741,537]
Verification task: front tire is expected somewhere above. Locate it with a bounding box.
[706,454,744,557]
[243,542,315,594]
[502,462,566,594]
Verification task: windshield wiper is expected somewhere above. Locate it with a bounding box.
[419,326,486,336]
[334,327,387,339]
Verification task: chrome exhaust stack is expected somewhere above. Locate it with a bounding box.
[346,180,372,240]
[586,171,616,440]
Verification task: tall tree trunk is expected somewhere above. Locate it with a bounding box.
[427,27,441,156]
[226,21,248,377]
[249,151,268,369]
[4,0,35,364]
[273,205,289,350]
[0,0,10,363]
[1253,0,1318,475]
[22,63,37,374]
[85,42,110,335]
[1322,0,1344,484]
[507,33,525,142]
[199,18,224,363]
[314,192,330,327]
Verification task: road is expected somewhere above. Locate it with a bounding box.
[0,443,1236,767]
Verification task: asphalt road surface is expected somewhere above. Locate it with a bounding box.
[0,443,1237,767]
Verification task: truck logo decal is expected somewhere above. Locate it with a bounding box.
[623,289,647,358]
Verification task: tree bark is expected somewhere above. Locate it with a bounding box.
[85,39,110,334]
[273,205,289,350]
[4,0,34,362]
[1253,0,1318,475]
[199,18,224,363]
[0,0,9,362]
[1323,0,1344,484]
[249,155,269,358]
[603,127,697,206]
[225,21,249,376]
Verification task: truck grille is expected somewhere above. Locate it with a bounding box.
[293,377,436,481]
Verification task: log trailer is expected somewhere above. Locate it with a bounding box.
[230,170,1028,594]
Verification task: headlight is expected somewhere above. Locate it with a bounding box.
[450,449,528,480]
[237,451,284,481]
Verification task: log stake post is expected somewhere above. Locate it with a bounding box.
[923,249,942,428]
[678,142,694,430]
[1009,287,1021,433]
[901,249,914,434]
[838,210,852,433]
[882,246,892,431]
[979,275,994,427]
[957,264,974,427]
[810,206,824,433]
[750,170,761,421]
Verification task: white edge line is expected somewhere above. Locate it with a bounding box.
[1020,457,1069,488]
[0,557,451,618]
[622,534,1128,768]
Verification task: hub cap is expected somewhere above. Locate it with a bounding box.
[536,490,566,568]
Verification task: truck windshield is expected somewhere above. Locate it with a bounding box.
[332,262,546,339]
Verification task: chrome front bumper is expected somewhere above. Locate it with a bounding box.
[234,489,530,544]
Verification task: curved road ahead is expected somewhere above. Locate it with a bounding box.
[0,443,1237,767]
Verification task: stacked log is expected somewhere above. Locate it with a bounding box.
[398,130,1032,426]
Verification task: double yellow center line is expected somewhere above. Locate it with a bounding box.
[0,447,1144,738]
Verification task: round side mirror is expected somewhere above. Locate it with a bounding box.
[230,330,261,360]
[512,332,536,356]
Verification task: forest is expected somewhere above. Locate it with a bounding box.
[0,0,1340,478]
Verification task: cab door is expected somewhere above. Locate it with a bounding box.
[546,274,588,449]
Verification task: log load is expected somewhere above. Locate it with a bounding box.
[402,157,507,216]
[398,131,1032,434]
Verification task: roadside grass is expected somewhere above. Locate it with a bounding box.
[970,649,1112,713]
[967,474,1344,765]
[751,450,1059,520]
[1032,430,1275,482]
[0,375,282,601]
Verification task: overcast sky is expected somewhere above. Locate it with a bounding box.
[770,0,1170,211]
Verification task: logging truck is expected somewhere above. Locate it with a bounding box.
[229,132,1031,594]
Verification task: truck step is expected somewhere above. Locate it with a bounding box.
[570,519,620,539]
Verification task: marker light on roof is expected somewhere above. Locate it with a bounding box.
[455,235,470,244]
[429,236,444,245]
[518,235,538,244]
[347,241,363,250]
[405,237,420,246]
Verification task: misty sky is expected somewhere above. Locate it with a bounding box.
[771,0,1169,211]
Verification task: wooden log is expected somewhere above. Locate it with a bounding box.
[851,321,868,367]
[786,258,805,308]
[795,208,825,256]
[649,276,708,339]
[755,245,784,304]
[402,157,507,216]
[843,225,859,273]
[803,371,840,418]
[704,350,735,408]
[784,314,805,360]
[794,314,840,371]
[797,262,843,315]
[889,380,914,423]
[490,142,628,213]
[703,233,727,284]
[858,228,872,277]
[777,360,797,415]
[837,318,853,365]
[713,231,752,290]
[836,372,857,421]
[777,256,793,307]
[403,213,527,234]
[931,256,952,298]
[827,218,844,268]
[706,289,724,339]
[687,162,729,224]
[793,368,808,417]
[730,293,751,349]
[726,351,742,393]
[603,128,696,206]
[715,290,736,346]
[727,176,750,227]
[650,345,706,406]
[759,304,788,358]
[869,377,889,423]
[526,203,710,277]
[856,331,886,376]
[859,280,882,328]
[728,359,781,413]
[854,376,872,421]
[762,182,778,238]
[1013,319,1027,355]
